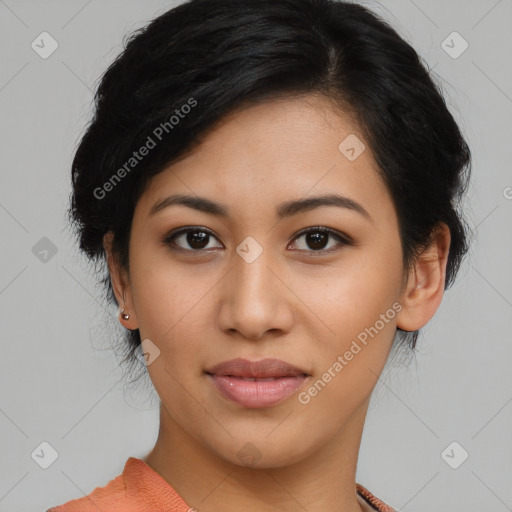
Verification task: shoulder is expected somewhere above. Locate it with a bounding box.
[46,457,193,512]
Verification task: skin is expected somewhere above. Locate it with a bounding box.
[104,93,450,512]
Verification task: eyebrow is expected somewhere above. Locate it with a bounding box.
[149,193,371,221]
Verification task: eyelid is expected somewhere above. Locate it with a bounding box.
[292,226,353,245]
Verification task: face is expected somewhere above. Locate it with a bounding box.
[109,94,412,468]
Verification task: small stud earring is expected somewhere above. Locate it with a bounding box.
[120,307,130,320]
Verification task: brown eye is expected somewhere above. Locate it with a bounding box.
[163,227,222,251]
[290,227,350,253]
[163,225,351,255]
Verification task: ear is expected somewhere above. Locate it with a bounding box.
[103,231,138,329]
[396,222,451,332]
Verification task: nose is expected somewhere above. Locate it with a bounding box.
[216,251,294,341]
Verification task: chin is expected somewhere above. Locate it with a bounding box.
[207,432,315,470]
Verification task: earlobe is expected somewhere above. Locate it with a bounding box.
[103,231,138,329]
[396,222,451,332]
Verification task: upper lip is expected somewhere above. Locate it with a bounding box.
[205,358,309,378]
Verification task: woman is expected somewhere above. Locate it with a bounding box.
[48,0,471,510]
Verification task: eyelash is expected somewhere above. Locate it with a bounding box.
[162,225,352,256]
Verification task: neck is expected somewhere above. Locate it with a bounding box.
[144,399,371,512]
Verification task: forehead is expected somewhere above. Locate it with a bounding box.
[137,94,393,221]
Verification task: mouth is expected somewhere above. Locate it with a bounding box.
[205,358,311,408]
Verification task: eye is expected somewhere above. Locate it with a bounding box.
[162,226,351,254]
[163,226,223,252]
[288,226,351,254]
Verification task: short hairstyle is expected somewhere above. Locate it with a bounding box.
[67,0,472,383]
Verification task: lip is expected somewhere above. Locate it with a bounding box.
[205,358,310,408]
[205,357,309,378]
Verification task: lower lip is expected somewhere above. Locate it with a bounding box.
[206,373,309,408]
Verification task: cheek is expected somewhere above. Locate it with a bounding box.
[130,249,217,357]
[297,252,402,400]
[296,271,400,418]
[306,257,401,342]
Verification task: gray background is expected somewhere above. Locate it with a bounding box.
[1,0,511,510]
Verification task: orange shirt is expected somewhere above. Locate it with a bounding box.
[47,457,395,512]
